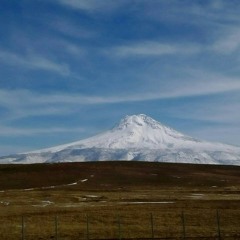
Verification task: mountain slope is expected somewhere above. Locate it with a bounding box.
[1,114,240,165]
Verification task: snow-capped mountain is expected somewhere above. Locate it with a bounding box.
[1,114,240,165]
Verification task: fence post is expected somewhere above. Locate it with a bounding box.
[150,213,154,239]
[55,216,58,240]
[22,216,25,240]
[181,211,186,239]
[216,210,221,240]
[117,215,122,240]
[86,214,89,240]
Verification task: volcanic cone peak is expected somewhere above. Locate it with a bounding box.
[1,114,240,165]
[115,114,166,130]
[40,114,198,150]
[112,114,190,144]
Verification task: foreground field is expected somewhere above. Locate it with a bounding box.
[0,161,240,239]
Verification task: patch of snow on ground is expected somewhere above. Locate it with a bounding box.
[189,194,205,199]
[81,179,88,182]
[24,188,35,191]
[41,186,55,189]
[0,201,10,206]
[32,200,54,207]
[85,195,99,198]
[120,201,175,204]
[67,182,78,186]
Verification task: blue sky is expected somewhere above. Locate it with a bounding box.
[1,0,240,155]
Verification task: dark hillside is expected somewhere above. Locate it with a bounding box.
[0,161,240,190]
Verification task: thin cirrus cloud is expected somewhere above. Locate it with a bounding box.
[1,73,240,106]
[110,41,200,57]
[0,50,70,76]
[0,90,77,123]
[54,0,126,12]
[140,0,240,26]
[169,96,240,125]
[189,125,240,146]
[212,28,240,54]
[1,72,240,121]
[49,17,97,40]
[55,0,102,11]
[0,126,85,137]
[1,0,240,154]
[48,39,86,57]
[109,30,240,58]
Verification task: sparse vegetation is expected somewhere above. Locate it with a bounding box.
[0,161,240,239]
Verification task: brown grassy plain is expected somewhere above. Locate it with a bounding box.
[0,161,240,239]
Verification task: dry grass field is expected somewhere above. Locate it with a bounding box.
[0,161,240,239]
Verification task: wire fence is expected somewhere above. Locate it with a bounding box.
[1,210,240,240]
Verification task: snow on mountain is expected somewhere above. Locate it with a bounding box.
[1,114,240,165]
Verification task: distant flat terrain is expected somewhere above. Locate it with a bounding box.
[0,161,240,239]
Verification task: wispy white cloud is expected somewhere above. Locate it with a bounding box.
[0,50,70,76]
[110,41,200,58]
[190,125,240,147]
[54,0,125,12]
[0,90,77,123]
[0,125,85,137]
[0,145,32,156]
[1,0,240,155]
[2,75,240,106]
[56,0,100,11]
[212,27,240,54]
[1,71,240,122]
[140,0,240,28]
[49,17,96,40]
[0,126,86,155]
[168,70,240,97]
[170,96,240,127]
[63,42,85,56]
[108,26,240,58]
